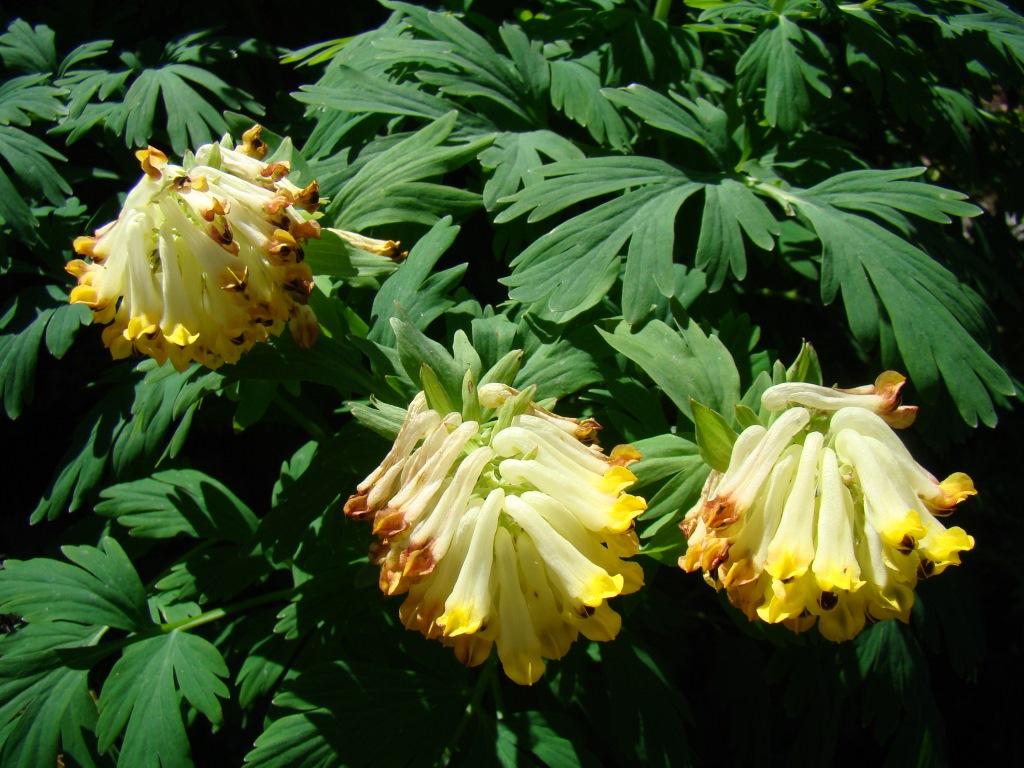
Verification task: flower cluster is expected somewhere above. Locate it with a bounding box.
[345,384,646,684]
[66,126,387,370]
[680,372,975,641]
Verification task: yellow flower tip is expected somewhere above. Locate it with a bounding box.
[503,654,545,686]
[937,472,977,508]
[72,236,98,258]
[125,315,158,340]
[609,443,642,467]
[880,509,927,550]
[699,536,731,574]
[883,405,918,429]
[719,556,759,588]
[764,549,809,582]
[437,605,484,637]
[922,527,975,571]
[580,572,625,606]
[371,506,409,538]
[609,493,646,531]
[814,568,864,595]
[68,284,99,307]
[598,465,638,495]
[573,602,623,642]
[450,634,493,668]
[101,323,133,359]
[240,125,268,158]
[164,323,199,347]
[343,492,371,520]
[851,370,918,427]
[135,146,168,178]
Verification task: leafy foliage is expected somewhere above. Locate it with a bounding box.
[1,1,1021,766]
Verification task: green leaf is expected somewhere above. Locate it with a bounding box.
[494,711,601,768]
[0,622,104,768]
[368,216,463,344]
[254,424,374,560]
[327,112,492,230]
[95,469,258,540]
[479,130,584,210]
[111,362,224,476]
[497,157,703,322]
[0,20,57,73]
[0,74,71,242]
[801,204,1012,426]
[515,316,603,401]
[0,289,88,419]
[737,15,831,132]
[601,84,719,161]
[107,53,262,155]
[550,54,631,150]
[392,315,467,404]
[805,167,981,226]
[295,65,458,124]
[691,399,738,472]
[695,179,779,291]
[0,537,150,631]
[96,631,229,766]
[599,319,741,422]
[245,660,465,768]
[31,388,129,523]
[376,2,536,123]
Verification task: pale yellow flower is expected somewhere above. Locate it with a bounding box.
[67,126,402,371]
[346,385,646,684]
[680,373,975,641]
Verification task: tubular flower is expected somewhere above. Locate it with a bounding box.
[680,373,975,641]
[345,384,646,685]
[66,126,395,371]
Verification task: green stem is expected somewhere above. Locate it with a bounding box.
[653,0,673,22]
[274,393,330,443]
[752,181,800,216]
[159,587,293,634]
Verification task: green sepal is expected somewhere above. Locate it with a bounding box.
[734,404,763,431]
[492,383,536,437]
[786,342,823,385]
[420,363,456,415]
[462,367,482,423]
[479,348,524,388]
[691,398,737,472]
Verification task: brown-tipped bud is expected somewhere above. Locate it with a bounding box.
[297,181,320,211]
[267,229,299,265]
[291,219,321,242]
[344,492,371,520]
[264,194,293,215]
[202,197,230,222]
[261,161,291,181]
[240,125,268,158]
[136,147,168,178]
